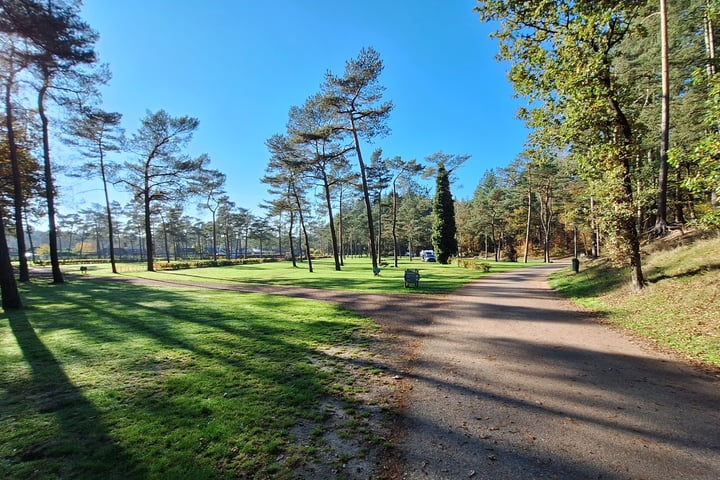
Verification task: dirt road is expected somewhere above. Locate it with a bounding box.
[394,263,720,479]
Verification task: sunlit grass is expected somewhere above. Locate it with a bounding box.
[1,280,378,479]
[3,255,545,477]
[550,235,720,367]
[71,256,541,294]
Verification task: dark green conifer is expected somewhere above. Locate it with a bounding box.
[432,163,458,264]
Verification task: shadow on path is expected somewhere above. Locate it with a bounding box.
[396,263,720,480]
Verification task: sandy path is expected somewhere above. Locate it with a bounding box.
[395,263,720,479]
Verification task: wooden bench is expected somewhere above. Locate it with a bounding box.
[404,269,420,288]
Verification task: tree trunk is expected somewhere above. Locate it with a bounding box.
[24,207,36,263]
[491,218,498,262]
[338,188,345,266]
[322,175,341,271]
[211,211,217,263]
[705,1,716,78]
[292,184,313,273]
[288,208,297,267]
[623,155,646,293]
[143,191,154,271]
[38,77,64,283]
[99,153,118,273]
[392,186,399,268]
[0,212,22,310]
[5,66,30,281]
[349,116,378,272]
[590,195,599,258]
[523,189,532,263]
[607,69,645,292]
[705,1,718,212]
[376,192,382,265]
[655,0,670,235]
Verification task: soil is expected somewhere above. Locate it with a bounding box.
[70,263,720,479]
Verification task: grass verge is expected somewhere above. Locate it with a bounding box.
[550,233,720,368]
[1,279,383,479]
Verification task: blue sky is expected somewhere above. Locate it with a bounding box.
[68,0,529,217]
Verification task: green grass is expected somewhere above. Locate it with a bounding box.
[1,256,538,478]
[74,256,538,294]
[1,280,378,479]
[550,234,720,367]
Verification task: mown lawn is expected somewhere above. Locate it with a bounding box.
[1,280,380,479]
[85,256,537,294]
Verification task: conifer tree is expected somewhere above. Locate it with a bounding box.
[432,163,457,264]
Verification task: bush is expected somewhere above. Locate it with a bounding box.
[151,257,285,271]
[458,258,491,272]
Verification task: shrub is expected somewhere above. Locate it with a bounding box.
[458,258,491,272]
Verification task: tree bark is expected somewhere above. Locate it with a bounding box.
[38,75,64,284]
[291,184,312,273]
[655,0,670,235]
[287,207,297,267]
[392,185,399,268]
[0,212,22,310]
[523,189,532,263]
[143,189,154,271]
[349,116,378,272]
[99,151,118,273]
[607,72,645,292]
[5,64,30,281]
[321,173,341,271]
[704,1,716,78]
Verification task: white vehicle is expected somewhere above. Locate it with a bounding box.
[419,250,436,262]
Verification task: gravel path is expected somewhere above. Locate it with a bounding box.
[394,262,720,480]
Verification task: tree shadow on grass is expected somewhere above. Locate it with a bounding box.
[5,279,398,478]
[5,311,146,480]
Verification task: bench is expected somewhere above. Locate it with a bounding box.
[404,269,420,288]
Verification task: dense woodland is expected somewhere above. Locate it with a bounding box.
[1,0,720,309]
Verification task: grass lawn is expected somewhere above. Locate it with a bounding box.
[3,256,536,478]
[80,256,537,295]
[550,234,720,368]
[1,280,380,479]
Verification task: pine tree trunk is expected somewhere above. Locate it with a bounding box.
[100,154,118,273]
[322,176,341,271]
[292,185,312,273]
[350,117,378,272]
[523,190,531,263]
[288,207,297,267]
[38,76,64,284]
[0,213,22,310]
[392,187,399,268]
[5,67,29,282]
[144,191,154,271]
[655,0,670,235]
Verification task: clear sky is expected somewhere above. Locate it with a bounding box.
[68,0,530,217]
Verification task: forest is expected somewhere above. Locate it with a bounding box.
[1,0,720,309]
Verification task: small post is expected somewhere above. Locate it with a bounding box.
[571,221,580,273]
